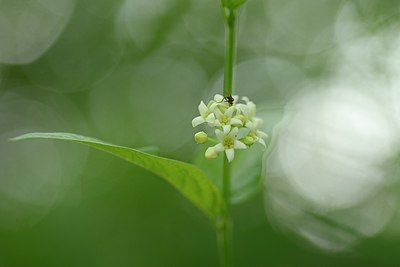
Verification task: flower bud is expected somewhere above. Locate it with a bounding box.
[194,132,208,144]
[243,136,254,146]
[205,147,218,159]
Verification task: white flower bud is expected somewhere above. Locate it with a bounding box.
[205,147,218,159]
[194,132,208,144]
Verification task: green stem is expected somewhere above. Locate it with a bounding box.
[217,156,233,267]
[208,137,219,144]
[217,6,238,267]
[223,8,237,97]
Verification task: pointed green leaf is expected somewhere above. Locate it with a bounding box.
[136,145,160,155]
[11,132,225,225]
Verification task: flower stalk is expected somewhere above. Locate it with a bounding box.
[220,5,237,267]
[223,8,237,98]
[218,155,233,267]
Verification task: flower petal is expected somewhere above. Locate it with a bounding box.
[213,107,223,118]
[228,127,239,137]
[209,102,218,111]
[240,105,250,118]
[245,121,254,129]
[215,129,224,141]
[225,106,236,117]
[230,118,243,126]
[253,117,263,127]
[257,130,268,139]
[198,101,208,115]
[205,113,215,123]
[211,120,222,127]
[248,103,256,117]
[222,125,231,135]
[214,143,225,152]
[214,94,224,102]
[258,138,266,147]
[225,148,235,162]
[192,116,205,127]
[234,140,247,149]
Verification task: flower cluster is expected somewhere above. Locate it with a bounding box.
[192,94,268,162]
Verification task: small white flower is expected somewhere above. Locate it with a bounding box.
[246,117,268,147]
[237,97,256,126]
[211,125,247,162]
[192,101,216,127]
[254,131,268,147]
[212,105,243,127]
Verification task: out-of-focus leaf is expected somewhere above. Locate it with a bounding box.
[231,0,248,9]
[0,0,75,64]
[221,0,248,9]
[221,0,229,7]
[11,132,225,225]
[193,144,264,204]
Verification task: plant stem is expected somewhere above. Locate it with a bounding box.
[223,8,237,97]
[217,5,238,267]
[217,156,233,267]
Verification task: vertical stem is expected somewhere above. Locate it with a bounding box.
[222,155,231,218]
[223,8,237,97]
[217,8,237,267]
[217,156,233,267]
[218,6,238,267]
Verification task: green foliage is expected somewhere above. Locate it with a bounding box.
[230,0,248,9]
[193,145,264,204]
[136,146,160,155]
[221,0,248,9]
[11,132,226,225]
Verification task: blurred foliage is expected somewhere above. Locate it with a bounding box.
[1,0,400,266]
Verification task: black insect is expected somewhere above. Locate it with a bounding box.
[221,95,234,106]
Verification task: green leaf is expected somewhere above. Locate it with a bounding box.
[221,0,230,8]
[136,145,160,155]
[193,145,264,204]
[11,132,225,225]
[221,0,248,9]
[231,0,248,9]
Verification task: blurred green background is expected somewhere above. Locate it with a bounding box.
[2,0,400,266]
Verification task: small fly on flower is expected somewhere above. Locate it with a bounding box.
[219,95,235,106]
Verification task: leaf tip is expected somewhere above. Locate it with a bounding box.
[9,133,36,142]
[9,136,21,142]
